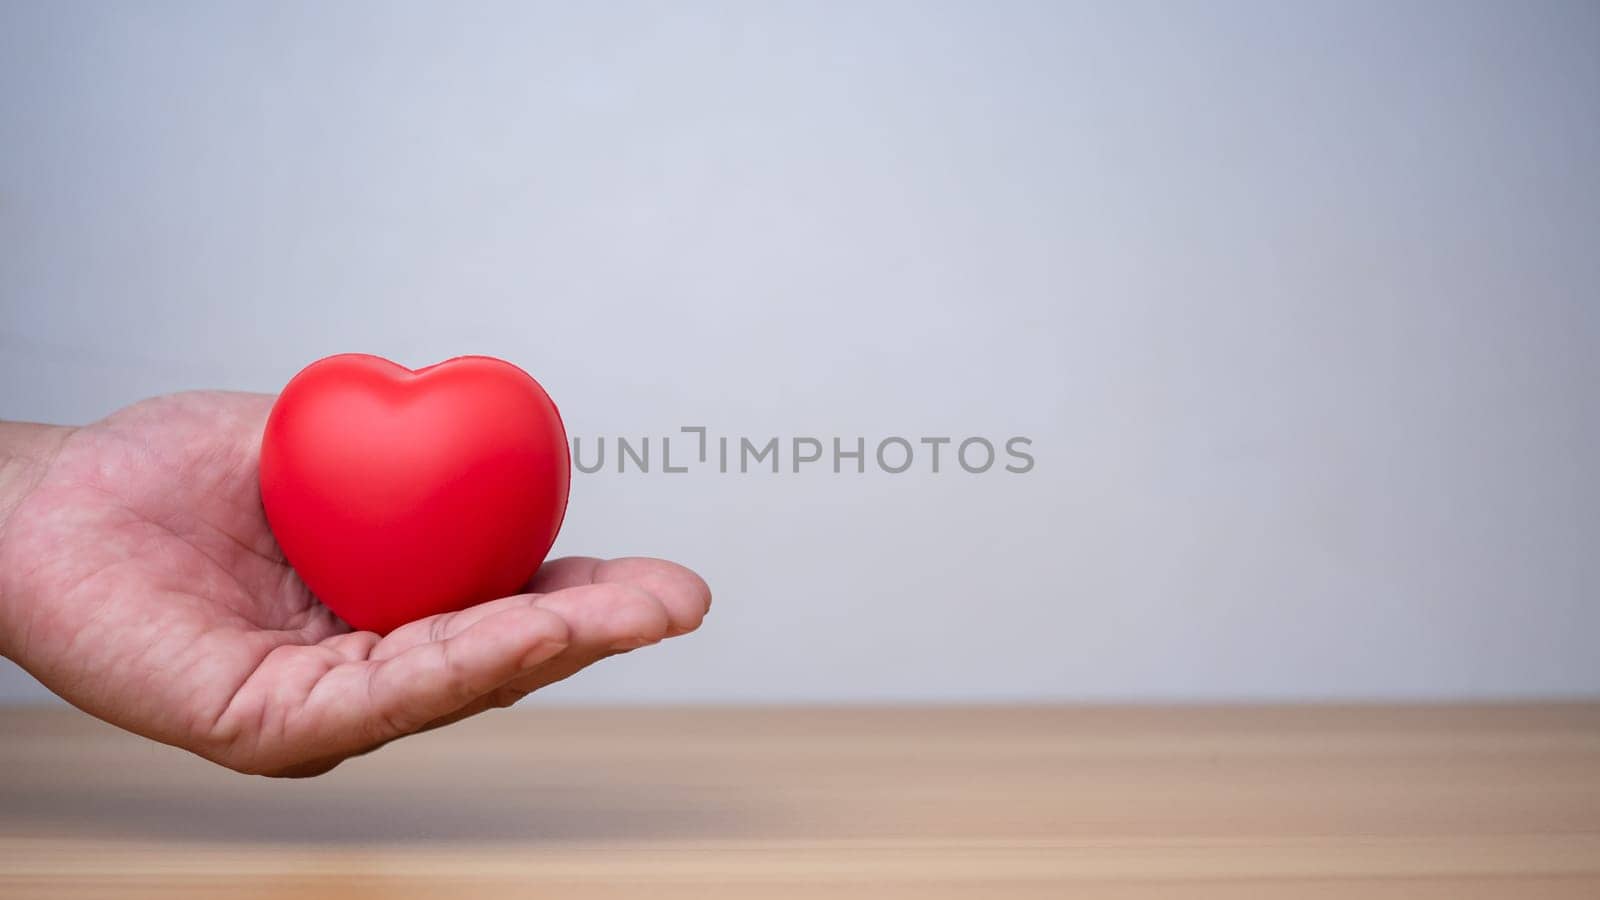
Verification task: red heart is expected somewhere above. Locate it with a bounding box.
[259,354,571,634]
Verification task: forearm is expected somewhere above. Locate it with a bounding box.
[0,421,76,536]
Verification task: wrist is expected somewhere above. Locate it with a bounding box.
[0,421,76,537]
[0,422,75,660]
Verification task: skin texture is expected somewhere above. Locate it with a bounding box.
[0,392,710,777]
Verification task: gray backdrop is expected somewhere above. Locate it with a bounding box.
[2,1,1596,704]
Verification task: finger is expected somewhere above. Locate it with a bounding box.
[488,582,679,700]
[498,566,710,697]
[419,646,630,731]
[380,556,711,661]
[365,558,611,660]
[499,646,624,699]
[528,556,712,636]
[525,556,604,592]
[320,603,570,748]
[370,569,677,663]
[337,561,710,737]
[534,581,674,650]
[370,558,709,660]
[405,583,676,731]
[369,592,543,661]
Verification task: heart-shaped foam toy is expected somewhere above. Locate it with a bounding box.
[259,353,570,634]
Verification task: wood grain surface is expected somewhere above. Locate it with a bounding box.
[2,703,1598,898]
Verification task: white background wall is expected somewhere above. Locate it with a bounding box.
[2,1,1596,704]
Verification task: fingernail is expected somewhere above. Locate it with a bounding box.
[609,636,656,651]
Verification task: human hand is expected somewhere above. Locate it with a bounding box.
[0,392,709,776]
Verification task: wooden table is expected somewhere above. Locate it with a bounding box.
[2,704,1598,898]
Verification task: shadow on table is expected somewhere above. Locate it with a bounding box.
[0,781,783,844]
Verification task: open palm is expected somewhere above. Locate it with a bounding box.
[0,392,709,776]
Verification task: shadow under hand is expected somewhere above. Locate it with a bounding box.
[1,708,783,845]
